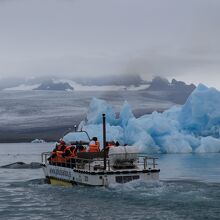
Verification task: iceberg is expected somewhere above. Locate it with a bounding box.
[179,84,220,136]
[195,136,220,153]
[31,139,45,143]
[66,84,220,153]
[118,101,135,128]
[86,97,117,125]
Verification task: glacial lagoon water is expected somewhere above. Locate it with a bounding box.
[0,143,220,220]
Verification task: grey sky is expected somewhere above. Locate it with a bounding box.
[0,0,220,88]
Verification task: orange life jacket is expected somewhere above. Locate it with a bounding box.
[77,145,87,153]
[89,141,100,152]
[80,146,87,152]
[51,151,66,163]
[63,146,71,153]
[57,143,66,151]
[65,148,77,162]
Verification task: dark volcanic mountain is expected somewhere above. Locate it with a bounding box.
[34,80,74,91]
[146,76,196,104]
[148,77,195,91]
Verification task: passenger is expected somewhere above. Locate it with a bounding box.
[89,137,100,152]
[107,141,115,148]
[48,150,56,164]
[55,139,66,152]
[56,151,65,162]
[80,145,87,152]
[70,146,77,157]
[105,141,118,155]
[105,141,113,152]
[64,146,77,168]
[62,146,76,158]
[49,150,66,166]
[48,140,68,166]
[115,141,120,147]
[76,142,87,152]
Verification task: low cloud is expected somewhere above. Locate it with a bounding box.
[0,0,220,88]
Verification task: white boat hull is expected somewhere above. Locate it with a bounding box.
[42,164,160,186]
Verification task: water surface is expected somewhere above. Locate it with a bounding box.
[0,143,220,220]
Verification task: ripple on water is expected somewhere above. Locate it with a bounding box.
[0,179,220,219]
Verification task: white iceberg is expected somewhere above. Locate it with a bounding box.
[195,136,220,153]
[31,139,45,143]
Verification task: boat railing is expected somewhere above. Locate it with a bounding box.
[41,152,158,172]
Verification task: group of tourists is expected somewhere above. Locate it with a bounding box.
[48,137,101,164]
[48,136,120,166]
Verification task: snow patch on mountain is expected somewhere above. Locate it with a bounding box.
[4,84,40,91]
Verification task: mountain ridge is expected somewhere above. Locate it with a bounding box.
[1,75,195,94]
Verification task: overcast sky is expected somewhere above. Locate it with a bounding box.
[0,0,220,88]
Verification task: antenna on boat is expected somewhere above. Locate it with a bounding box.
[102,113,107,170]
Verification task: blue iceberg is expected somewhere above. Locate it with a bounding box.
[65,84,220,153]
[179,84,220,136]
[86,97,117,125]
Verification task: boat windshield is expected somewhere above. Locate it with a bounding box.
[63,131,90,144]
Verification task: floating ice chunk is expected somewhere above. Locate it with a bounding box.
[157,133,193,153]
[142,111,179,137]
[124,118,159,153]
[86,97,116,125]
[183,134,201,151]
[119,101,135,127]
[31,139,45,143]
[179,84,220,136]
[195,136,220,153]
[162,105,181,121]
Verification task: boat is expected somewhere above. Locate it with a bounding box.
[41,114,160,186]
